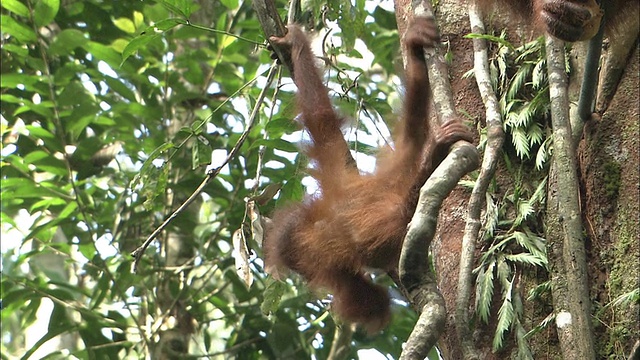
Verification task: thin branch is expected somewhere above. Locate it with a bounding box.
[131,64,279,271]
[327,325,353,360]
[187,23,262,45]
[455,4,505,360]
[252,0,293,72]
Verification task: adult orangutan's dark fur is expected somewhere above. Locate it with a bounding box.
[481,0,637,42]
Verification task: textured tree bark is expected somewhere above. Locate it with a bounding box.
[393,1,479,359]
[545,34,596,360]
[401,0,638,359]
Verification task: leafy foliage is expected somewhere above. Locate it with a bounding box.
[468,32,553,169]
[462,30,556,355]
[1,0,410,358]
[473,165,548,354]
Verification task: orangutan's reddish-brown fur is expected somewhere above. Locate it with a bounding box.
[480,0,637,42]
[264,17,473,332]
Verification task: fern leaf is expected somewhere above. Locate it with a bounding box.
[532,59,547,90]
[527,280,551,301]
[476,261,495,323]
[528,122,544,145]
[515,319,535,360]
[530,175,548,205]
[462,68,475,80]
[506,253,546,267]
[507,63,533,101]
[516,102,535,128]
[608,288,640,308]
[492,281,515,351]
[535,138,550,170]
[496,257,512,287]
[524,312,555,339]
[513,231,547,261]
[511,127,530,159]
[528,87,550,118]
[484,193,499,238]
[514,200,534,226]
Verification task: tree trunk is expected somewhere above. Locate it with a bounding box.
[400,0,640,358]
[577,44,639,358]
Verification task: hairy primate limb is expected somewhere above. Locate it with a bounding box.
[264,17,473,332]
[535,0,603,41]
[481,0,636,42]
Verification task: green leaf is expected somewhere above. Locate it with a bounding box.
[0,73,40,89]
[0,15,37,43]
[121,19,187,63]
[484,193,499,238]
[278,177,305,203]
[27,125,63,152]
[160,0,192,18]
[507,63,532,102]
[496,257,512,286]
[20,322,76,360]
[23,150,52,164]
[50,29,88,55]
[15,101,55,119]
[130,142,175,189]
[535,138,550,170]
[57,201,79,221]
[220,0,239,9]
[121,32,160,64]
[493,281,515,351]
[103,76,137,102]
[261,277,286,315]
[511,127,530,159]
[77,243,96,261]
[2,0,29,17]
[30,197,67,212]
[154,17,187,31]
[90,274,112,309]
[57,80,95,107]
[505,253,546,267]
[266,117,299,137]
[34,0,60,27]
[253,138,299,153]
[113,17,136,34]
[512,231,546,261]
[532,59,547,90]
[27,152,67,177]
[83,41,122,70]
[514,200,534,226]
[2,43,29,57]
[466,32,515,50]
[476,261,495,323]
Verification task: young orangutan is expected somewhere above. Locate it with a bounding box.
[263,16,473,332]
